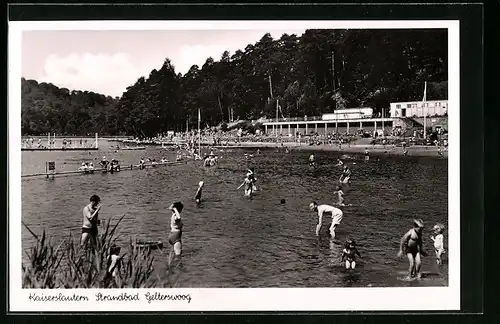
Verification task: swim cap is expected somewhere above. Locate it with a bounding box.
[309,202,316,209]
[199,181,204,186]
[280,199,286,204]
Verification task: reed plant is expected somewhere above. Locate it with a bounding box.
[21,215,176,289]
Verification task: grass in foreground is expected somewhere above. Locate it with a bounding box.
[22,216,180,289]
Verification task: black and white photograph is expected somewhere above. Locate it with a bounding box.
[9,19,460,312]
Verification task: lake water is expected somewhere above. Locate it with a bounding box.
[21,140,448,287]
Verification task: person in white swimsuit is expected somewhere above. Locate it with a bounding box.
[309,201,344,240]
[430,223,445,265]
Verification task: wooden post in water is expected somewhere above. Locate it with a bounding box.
[95,133,99,149]
[46,161,55,179]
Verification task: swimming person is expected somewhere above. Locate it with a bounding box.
[334,158,343,167]
[168,202,184,264]
[139,158,145,170]
[334,185,345,206]
[340,165,352,184]
[88,162,94,173]
[430,223,445,265]
[309,201,344,240]
[194,181,204,205]
[397,219,427,279]
[81,195,101,248]
[364,148,370,161]
[341,238,362,269]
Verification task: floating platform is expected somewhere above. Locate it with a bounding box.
[21,160,188,179]
[22,147,99,152]
[134,240,164,250]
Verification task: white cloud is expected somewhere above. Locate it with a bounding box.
[176,44,232,74]
[39,53,149,97]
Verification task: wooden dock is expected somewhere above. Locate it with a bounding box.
[22,147,99,152]
[21,160,189,179]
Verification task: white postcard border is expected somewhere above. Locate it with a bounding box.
[9,19,460,312]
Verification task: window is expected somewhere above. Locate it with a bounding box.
[401,109,406,117]
[396,104,401,109]
[407,104,411,108]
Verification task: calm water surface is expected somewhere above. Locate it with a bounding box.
[21,140,448,287]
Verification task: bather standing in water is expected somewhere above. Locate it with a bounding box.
[397,219,427,279]
[194,181,204,205]
[247,167,257,191]
[309,153,316,166]
[168,202,184,265]
[334,185,345,206]
[339,165,352,184]
[237,174,254,198]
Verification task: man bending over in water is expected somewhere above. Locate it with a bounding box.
[397,219,427,279]
[309,201,343,240]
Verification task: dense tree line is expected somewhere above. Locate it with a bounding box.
[21,29,448,136]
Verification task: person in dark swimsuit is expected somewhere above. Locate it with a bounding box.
[168,202,184,265]
[341,238,362,269]
[397,219,427,279]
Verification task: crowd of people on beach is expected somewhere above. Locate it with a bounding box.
[78,144,446,284]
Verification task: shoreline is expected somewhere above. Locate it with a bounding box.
[209,142,448,158]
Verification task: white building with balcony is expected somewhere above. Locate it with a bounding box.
[390,100,448,118]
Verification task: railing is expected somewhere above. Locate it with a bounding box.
[260,115,391,123]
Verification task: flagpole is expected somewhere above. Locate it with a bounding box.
[423,81,427,138]
[198,108,201,156]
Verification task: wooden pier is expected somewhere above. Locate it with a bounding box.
[22,160,189,179]
[22,147,99,152]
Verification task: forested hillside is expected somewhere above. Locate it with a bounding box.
[21,29,448,136]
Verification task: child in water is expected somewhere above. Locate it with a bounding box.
[430,223,446,265]
[247,168,257,191]
[106,245,122,286]
[334,185,345,206]
[309,154,315,166]
[341,239,362,269]
[398,219,427,279]
[194,181,204,205]
[237,175,253,197]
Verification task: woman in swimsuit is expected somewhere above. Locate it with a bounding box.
[397,219,427,279]
[168,202,184,265]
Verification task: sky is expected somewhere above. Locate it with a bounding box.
[21,29,307,97]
